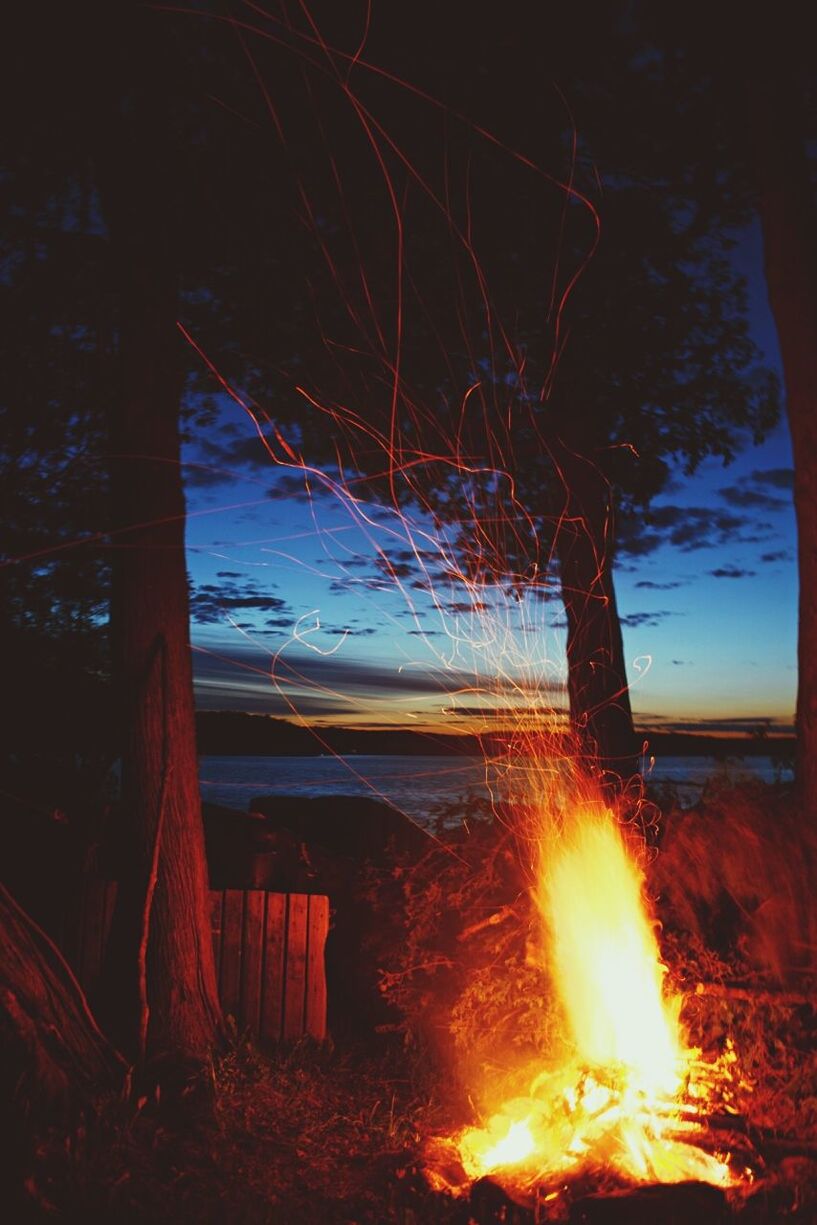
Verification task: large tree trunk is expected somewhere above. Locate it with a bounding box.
[1,883,125,1215]
[0,883,125,1111]
[95,47,223,1063]
[750,66,817,808]
[552,442,638,783]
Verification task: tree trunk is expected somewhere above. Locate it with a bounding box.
[95,65,224,1063]
[552,443,638,783]
[750,65,817,808]
[0,883,125,1112]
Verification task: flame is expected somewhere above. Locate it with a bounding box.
[536,808,682,1100]
[448,792,738,1192]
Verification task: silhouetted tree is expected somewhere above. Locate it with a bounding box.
[635,1,816,804]
[245,3,778,779]
[749,51,817,807]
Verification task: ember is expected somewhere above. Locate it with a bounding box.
[430,778,744,1197]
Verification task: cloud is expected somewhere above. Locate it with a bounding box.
[641,715,794,736]
[708,565,756,579]
[633,580,685,590]
[618,505,749,556]
[750,468,794,491]
[445,600,490,614]
[620,610,677,628]
[760,548,793,563]
[374,557,415,580]
[190,578,291,624]
[323,626,377,636]
[439,703,568,718]
[192,640,569,717]
[718,484,788,512]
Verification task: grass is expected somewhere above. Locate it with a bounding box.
[13,779,817,1223]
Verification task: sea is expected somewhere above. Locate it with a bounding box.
[199,753,793,824]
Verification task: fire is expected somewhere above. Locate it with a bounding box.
[445,792,739,1193]
[537,809,682,1101]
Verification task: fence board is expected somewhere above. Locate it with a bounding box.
[260,892,287,1043]
[241,890,265,1035]
[283,894,308,1039]
[305,895,329,1040]
[64,882,328,1043]
[220,889,244,1023]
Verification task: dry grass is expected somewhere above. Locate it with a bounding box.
[15,1037,443,1224]
[14,780,817,1222]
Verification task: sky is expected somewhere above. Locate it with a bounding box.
[182,217,797,740]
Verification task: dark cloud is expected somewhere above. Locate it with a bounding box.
[618,505,748,556]
[670,659,689,666]
[439,703,568,718]
[760,548,793,563]
[527,584,562,601]
[193,640,568,716]
[374,557,415,580]
[642,716,794,736]
[268,472,335,499]
[182,460,236,489]
[323,626,377,636]
[749,468,794,491]
[445,600,490,614]
[190,577,290,624]
[620,610,677,628]
[718,484,788,511]
[216,570,244,578]
[708,565,756,579]
[633,580,685,590]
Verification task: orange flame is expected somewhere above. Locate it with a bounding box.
[450,791,738,1191]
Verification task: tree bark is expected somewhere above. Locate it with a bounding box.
[552,442,638,783]
[95,57,224,1063]
[0,883,125,1112]
[750,65,817,808]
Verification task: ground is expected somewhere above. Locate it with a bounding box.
[10,779,817,1223]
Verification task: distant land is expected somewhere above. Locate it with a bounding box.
[196,710,796,760]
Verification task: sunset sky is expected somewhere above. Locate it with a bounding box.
[183,220,796,739]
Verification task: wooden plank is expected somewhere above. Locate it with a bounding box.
[283,894,308,1039]
[305,895,329,1040]
[209,890,225,984]
[241,891,265,1035]
[220,889,244,1024]
[260,892,286,1044]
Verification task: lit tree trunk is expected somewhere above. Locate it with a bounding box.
[552,442,638,782]
[96,79,224,1063]
[751,67,817,808]
[0,883,125,1108]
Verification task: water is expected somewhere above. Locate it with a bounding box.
[199,753,793,824]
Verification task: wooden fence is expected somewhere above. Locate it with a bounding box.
[65,880,329,1042]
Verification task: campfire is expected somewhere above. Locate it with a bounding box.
[423,771,749,1208]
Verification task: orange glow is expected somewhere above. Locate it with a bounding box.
[443,783,739,1193]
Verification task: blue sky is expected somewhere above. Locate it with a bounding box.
[183,221,797,738]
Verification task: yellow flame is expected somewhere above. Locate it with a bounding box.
[536,808,682,1099]
[448,795,738,1190]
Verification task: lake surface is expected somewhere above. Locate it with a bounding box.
[199,753,793,823]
